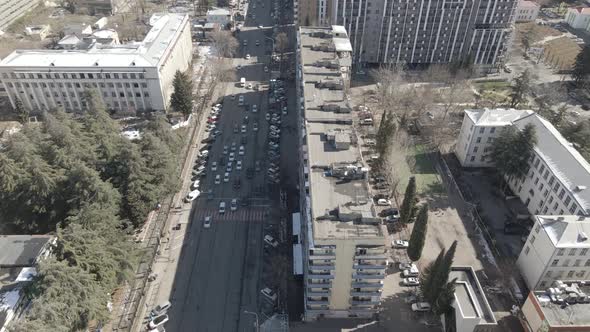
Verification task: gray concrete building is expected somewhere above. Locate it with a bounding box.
[0,0,41,31]
[315,0,517,68]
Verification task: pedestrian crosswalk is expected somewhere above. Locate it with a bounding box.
[192,206,268,222]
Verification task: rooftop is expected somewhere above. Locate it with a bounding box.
[0,235,53,268]
[535,215,590,248]
[207,7,231,15]
[300,26,385,242]
[464,108,534,126]
[450,266,497,325]
[0,13,188,69]
[572,7,590,14]
[531,281,590,326]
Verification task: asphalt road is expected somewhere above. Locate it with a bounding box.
[164,1,287,331]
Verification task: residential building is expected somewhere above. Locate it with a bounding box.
[519,282,590,331]
[300,0,518,68]
[565,7,590,30]
[0,13,193,114]
[0,0,41,31]
[449,267,497,332]
[296,26,387,320]
[517,215,590,290]
[515,0,540,22]
[0,235,54,332]
[77,0,135,15]
[455,108,590,217]
[207,7,233,27]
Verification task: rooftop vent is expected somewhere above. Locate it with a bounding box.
[50,62,55,66]
[575,185,587,191]
[94,62,99,66]
[579,231,589,242]
[131,61,136,66]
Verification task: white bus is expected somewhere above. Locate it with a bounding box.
[240,77,246,87]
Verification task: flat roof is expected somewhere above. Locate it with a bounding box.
[532,281,590,326]
[0,235,53,268]
[300,26,385,242]
[450,266,496,325]
[536,215,590,248]
[0,13,188,69]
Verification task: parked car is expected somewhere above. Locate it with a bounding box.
[203,216,212,228]
[403,266,420,277]
[219,201,226,214]
[184,190,200,202]
[399,262,415,270]
[411,302,432,312]
[392,240,409,248]
[264,234,279,247]
[403,277,420,286]
[260,287,277,302]
[148,314,169,329]
[150,301,171,317]
[377,198,392,206]
[231,198,238,211]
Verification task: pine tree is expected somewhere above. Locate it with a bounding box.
[572,46,590,87]
[14,98,29,124]
[407,204,429,261]
[170,70,194,119]
[420,241,458,305]
[509,69,532,108]
[490,124,537,191]
[400,176,417,224]
[420,247,445,302]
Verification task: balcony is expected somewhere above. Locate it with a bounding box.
[309,263,335,270]
[351,298,380,306]
[309,253,336,260]
[351,281,383,288]
[308,273,335,280]
[307,289,331,296]
[307,297,330,305]
[353,263,386,270]
[352,273,385,280]
[350,289,382,297]
[354,254,388,260]
[308,279,332,285]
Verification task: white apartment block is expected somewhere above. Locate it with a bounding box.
[517,215,590,290]
[565,7,590,30]
[455,108,590,217]
[515,0,540,22]
[0,13,192,114]
[0,0,41,31]
[296,27,387,320]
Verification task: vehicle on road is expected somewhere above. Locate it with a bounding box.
[219,201,226,214]
[402,277,420,286]
[377,198,392,206]
[204,216,212,228]
[231,142,237,151]
[211,161,217,171]
[264,66,268,72]
[148,314,169,329]
[240,77,246,87]
[239,146,245,155]
[226,163,232,172]
[260,287,277,302]
[239,95,244,105]
[231,198,238,211]
[264,235,279,247]
[255,161,261,172]
[245,54,251,59]
[184,190,200,202]
[224,172,230,182]
[229,152,235,162]
[248,83,253,89]
[150,301,171,318]
[411,302,432,312]
[253,123,258,131]
[392,240,409,248]
[236,160,243,170]
[215,174,221,184]
[265,113,270,121]
[241,125,247,133]
[258,25,263,28]
[252,104,258,113]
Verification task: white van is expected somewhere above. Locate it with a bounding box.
[240,77,246,87]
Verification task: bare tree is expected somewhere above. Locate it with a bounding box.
[211,29,239,58]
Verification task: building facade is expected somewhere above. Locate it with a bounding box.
[517,215,590,290]
[0,13,192,114]
[296,26,387,320]
[565,7,590,30]
[455,108,590,217]
[77,0,134,15]
[308,0,519,68]
[0,0,41,31]
[207,7,233,27]
[515,0,539,22]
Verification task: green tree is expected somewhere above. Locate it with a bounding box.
[433,278,458,315]
[375,109,397,164]
[490,124,537,191]
[509,69,533,108]
[572,46,590,87]
[14,98,29,124]
[420,241,458,306]
[407,204,429,261]
[399,176,417,224]
[170,70,194,119]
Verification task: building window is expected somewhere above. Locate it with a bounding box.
[479,127,485,134]
[548,176,555,185]
[553,183,560,193]
[564,196,571,206]
[545,270,553,277]
[114,73,119,79]
[542,206,548,214]
[135,92,141,97]
[141,83,147,88]
[88,73,94,79]
[574,259,582,267]
[125,83,130,88]
[581,248,588,256]
[75,83,81,88]
[119,92,125,97]
[530,235,536,244]
[567,271,575,278]
[534,159,540,168]
[551,259,559,266]
[558,189,565,199]
[476,137,481,143]
[106,73,111,79]
[576,271,585,278]
[117,83,122,88]
[563,259,570,266]
[534,177,539,185]
[80,73,85,79]
[473,147,479,153]
[133,83,139,88]
[524,246,530,255]
[144,92,149,97]
[556,248,564,256]
[122,73,128,79]
[586,259,590,267]
[470,156,475,162]
[569,249,577,256]
[130,73,136,79]
[539,165,545,173]
[570,204,578,214]
[529,189,535,197]
[549,196,554,204]
[139,73,145,79]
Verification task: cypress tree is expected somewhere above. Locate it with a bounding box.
[170,70,194,119]
[407,204,429,261]
[400,176,417,224]
[420,247,445,302]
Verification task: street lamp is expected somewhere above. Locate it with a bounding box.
[243,310,259,332]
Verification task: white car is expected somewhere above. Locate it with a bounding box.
[203,216,212,228]
[411,302,432,312]
[241,125,247,133]
[264,66,269,72]
[403,267,419,277]
[403,277,420,286]
[215,174,221,184]
[253,123,259,131]
[392,240,409,248]
[148,314,169,329]
[265,113,271,121]
[260,287,277,302]
[377,198,392,206]
[226,163,233,173]
[258,25,264,29]
[248,83,253,89]
[251,104,258,113]
[231,142,237,151]
[184,189,200,202]
[245,54,251,59]
[219,201,226,214]
[264,234,279,247]
[229,152,235,162]
[191,179,200,190]
[399,262,415,271]
[224,172,230,182]
[223,145,229,154]
[231,198,238,211]
[239,146,245,155]
[211,161,217,171]
[236,160,243,170]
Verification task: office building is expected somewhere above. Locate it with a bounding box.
[517,215,590,290]
[296,26,388,320]
[0,0,41,31]
[449,267,497,332]
[515,0,540,22]
[0,13,193,114]
[519,282,590,331]
[455,108,590,217]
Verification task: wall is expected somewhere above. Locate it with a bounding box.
[455,115,476,166]
[517,221,555,289]
[521,293,545,332]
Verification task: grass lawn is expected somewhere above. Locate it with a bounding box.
[397,144,444,197]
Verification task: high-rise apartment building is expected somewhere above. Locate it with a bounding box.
[297,0,517,67]
[296,26,388,320]
[0,13,192,113]
[0,0,41,31]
